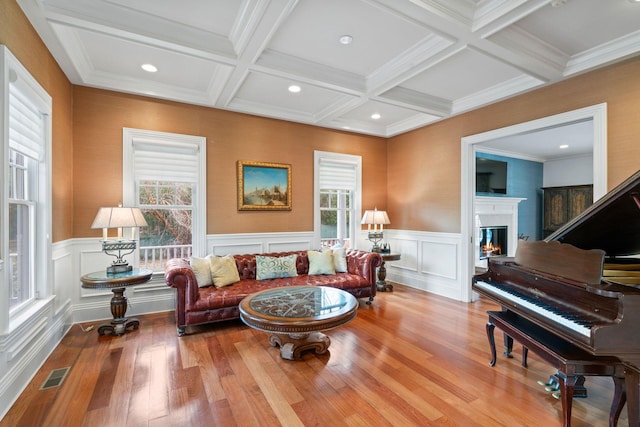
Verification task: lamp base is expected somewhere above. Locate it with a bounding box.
[107,263,133,275]
[367,231,384,252]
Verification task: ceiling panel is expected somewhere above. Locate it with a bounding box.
[267,0,434,76]
[105,0,241,35]
[398,48,526,100]
[513,0,640,55]
[230,72,355,119]
[66,28,222,92]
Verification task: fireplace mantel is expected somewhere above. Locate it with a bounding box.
[474,196,526,269]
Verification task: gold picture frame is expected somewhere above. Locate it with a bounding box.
[237,160,292,211]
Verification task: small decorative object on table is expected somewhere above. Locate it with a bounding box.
[379,243,391,254]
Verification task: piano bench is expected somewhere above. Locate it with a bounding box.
[486,310,626,427]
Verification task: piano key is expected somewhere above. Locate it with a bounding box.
[474,280,592,337]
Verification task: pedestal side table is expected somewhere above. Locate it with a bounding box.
[377,253,401,292]
[81,268,152,336]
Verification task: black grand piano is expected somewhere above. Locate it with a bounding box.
[473,169,640,427]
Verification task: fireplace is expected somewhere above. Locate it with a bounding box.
[479,226,507,260]
[474,196,525,269]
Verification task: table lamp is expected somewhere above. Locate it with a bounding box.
[361,208,390,252]
[91,206,148,274]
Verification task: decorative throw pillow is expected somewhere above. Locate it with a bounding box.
[190,255,213,287]
[256,254,298,280]
[209,255,240,288]
[332,247,348,273]
[308,250,336,275]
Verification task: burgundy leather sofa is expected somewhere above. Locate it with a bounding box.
[164,249,382,336]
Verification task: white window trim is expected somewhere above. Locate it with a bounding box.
[122,128,207,259]
[0,45,53,333]
[313,150,362,250]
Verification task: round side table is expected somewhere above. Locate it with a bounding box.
[81,268,152,335]
[377,253,401,292]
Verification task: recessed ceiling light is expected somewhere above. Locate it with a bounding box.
[559,144,569,149]
[339,35,353,45]
[288,85,301,93]
[141,64,157,73]
[371,113,381,120]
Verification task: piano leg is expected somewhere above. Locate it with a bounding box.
[503,332,514,358]
[574,376,587,398]
[609,375,627,427]
[625,364,639,427]
[558,374,577,427]
[486,321,497,367]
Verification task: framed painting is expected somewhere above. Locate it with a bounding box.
[237,160,292,211]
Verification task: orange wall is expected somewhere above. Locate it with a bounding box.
[388,56,640,233]
[0,0,74,243]
[72,87,387,238]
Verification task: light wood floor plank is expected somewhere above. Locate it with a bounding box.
[235,339,305,425]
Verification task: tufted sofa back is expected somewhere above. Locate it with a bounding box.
[233,251,310,280]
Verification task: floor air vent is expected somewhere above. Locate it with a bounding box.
[40,367,70,390]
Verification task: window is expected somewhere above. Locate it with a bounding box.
[320,189,351,245]
[123,129,206,274]
[314,151,361,249]
[1,45,52,324]
[9,150,36,311]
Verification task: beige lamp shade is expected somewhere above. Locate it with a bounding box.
[91,206,147,241]
[91,207,148,229]
[361,209,390,231]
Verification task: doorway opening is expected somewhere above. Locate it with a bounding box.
[460,103,607,302]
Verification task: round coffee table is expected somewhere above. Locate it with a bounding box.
[239,286,358,360]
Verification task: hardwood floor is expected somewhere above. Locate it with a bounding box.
[1,284,629,426]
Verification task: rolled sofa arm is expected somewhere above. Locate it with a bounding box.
[164,258,199,335]
[345,249,382,292]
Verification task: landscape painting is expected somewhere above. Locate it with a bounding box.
[237,160,292,211]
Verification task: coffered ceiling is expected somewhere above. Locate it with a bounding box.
[17,0,640,137]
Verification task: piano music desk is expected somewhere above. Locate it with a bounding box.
[486,310,627,427]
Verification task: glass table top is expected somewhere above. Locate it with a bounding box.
[81,268,153,288]
[248,286,357,320]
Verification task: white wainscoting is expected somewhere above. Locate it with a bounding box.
[207,232,316,256]
[383,230,465,301]
[0,240,75,419]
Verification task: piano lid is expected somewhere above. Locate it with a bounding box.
[546,169,640,257]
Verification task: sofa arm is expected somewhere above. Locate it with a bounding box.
[164,258,200,333]
[345,249,382,291]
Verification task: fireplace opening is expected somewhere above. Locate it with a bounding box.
[479,226,507,260]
